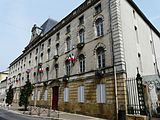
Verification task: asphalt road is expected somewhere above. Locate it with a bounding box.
[0,109,45,120]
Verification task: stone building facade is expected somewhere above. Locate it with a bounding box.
[8,0,160,119]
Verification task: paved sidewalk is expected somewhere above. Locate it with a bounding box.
[1,104,106,120]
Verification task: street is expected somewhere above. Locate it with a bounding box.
[0,109,45,120]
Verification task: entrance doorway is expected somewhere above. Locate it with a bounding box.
[52,86,59,110]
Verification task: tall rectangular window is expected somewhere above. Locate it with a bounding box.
[134,26,139,43]
[78,86,84,103]
[32,91,34,100]
[64,87,69,102]
[96,84,106,103]
[138,53,143,73]
[150,40,155,55]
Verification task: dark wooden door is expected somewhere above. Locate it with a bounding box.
[52,86,59,110]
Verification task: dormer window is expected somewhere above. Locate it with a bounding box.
[66,25,70,33]
[95,3,102,14]
[41,44,44,51]
[79,16,84,25]
[56,32,60,41]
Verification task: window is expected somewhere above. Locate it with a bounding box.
[32,91,34,100]
[37,90,40,101]
[95,18,103,37]
[79,29,85,43]
[30,53,32,58]
[79,54,85,73]
[43,90,48,101]
[138,53,143,73]
[47,48,51,60]
[55,64,59,78]
[134,26,139,43]
[29,61,31,66]
[95,3,102,14]
[78,86,84,103]
[150,41,155,55]
[48,39,51,47]
[97,47,105,69]
[79,16,84,25]
[64,87,69,102]
[40,53,43,63]
[154,63,157,74]
[133,10,136,19]
[65,60,71,75]
[56,32,60,40]
[41,44,44,51]
[66,25,70,33]
[56,43,59,55]
[96,84,106,103]
[66,37,71,51]
[46,67,49,81]
[33,72,37,83]
[35,56,38,64]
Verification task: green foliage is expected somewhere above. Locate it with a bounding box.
[19,80,33,110]
[6,85,14,105]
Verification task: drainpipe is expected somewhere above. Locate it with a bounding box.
[109,0,118,120]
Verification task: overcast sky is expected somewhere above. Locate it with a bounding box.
[0,0,160,71]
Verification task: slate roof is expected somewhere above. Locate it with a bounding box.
[41,18,58,34]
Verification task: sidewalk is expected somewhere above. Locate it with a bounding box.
[2,104,106,120]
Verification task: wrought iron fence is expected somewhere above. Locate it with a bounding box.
[126,73,147,115]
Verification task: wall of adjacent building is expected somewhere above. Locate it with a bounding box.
[120,0,160,78]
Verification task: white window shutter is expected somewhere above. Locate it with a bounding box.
[96,84,100,103]
[101,84,106,103]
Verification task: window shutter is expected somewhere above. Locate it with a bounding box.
[101,84,106,103]
[81,86,84,102]
[64,88,69,102]
[96,84,100,103]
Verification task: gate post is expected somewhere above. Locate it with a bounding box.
[136,72,147,115]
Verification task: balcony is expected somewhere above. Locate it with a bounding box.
[95,68,105,78]
[53,55,59,60]
[77,42,85,49]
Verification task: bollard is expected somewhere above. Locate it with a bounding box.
[29,106,32,115]
[47,107,50,117]
[38,107,40,116]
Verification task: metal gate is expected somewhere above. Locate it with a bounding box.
[126,73,147,115]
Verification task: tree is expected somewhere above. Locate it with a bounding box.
[6,85,14,106]
[19,79,33,110]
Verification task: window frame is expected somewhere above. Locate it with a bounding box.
[96,84,106,103]
[95,18,104,37]
[79,54,85,73]
[64,87,69,102]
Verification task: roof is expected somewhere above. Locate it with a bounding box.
[127,0,160,37]
[41,18,58,34]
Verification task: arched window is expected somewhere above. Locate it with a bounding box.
[65,60,71,75]
[79,54,85,73]
[96,47,105,68]
[79,29,85,43]
[95,18,103,36]
[66,37,71,51]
